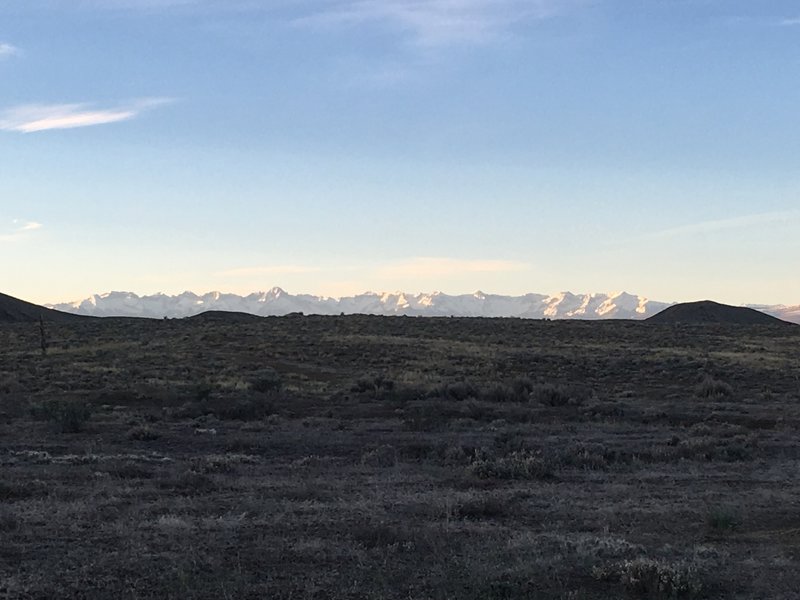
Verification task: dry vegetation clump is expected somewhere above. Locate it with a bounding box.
[467,449,556,480]
[695,376,734,398]
[127,424,160,441]
[0,506,18,532]
[593,558,705,599]
[29,398,92,432]
[360,444,398,467]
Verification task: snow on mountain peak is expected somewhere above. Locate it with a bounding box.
[43,290,799,324]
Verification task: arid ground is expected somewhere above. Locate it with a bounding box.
[1,315,799,599]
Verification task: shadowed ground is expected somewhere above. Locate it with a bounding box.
[1,315,799,599]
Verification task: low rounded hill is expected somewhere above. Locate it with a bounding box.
[646,300,792,325]
[0,292,87,323]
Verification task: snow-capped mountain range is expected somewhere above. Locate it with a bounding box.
[45,289,800,323]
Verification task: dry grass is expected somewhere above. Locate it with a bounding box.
[0,315,798,598]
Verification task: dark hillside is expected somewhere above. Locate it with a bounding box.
[646,300,791,325]
[0,292,87,323]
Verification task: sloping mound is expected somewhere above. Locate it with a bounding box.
[646,300,791,325]
[185,310,265,324]
[0,292,87,323]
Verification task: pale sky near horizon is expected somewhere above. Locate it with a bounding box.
[1,0,799,306]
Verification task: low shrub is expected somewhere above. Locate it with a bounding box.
[127,425,160,441]
[350,522,419,550]
[706,507,739,532]
[480,384,515,403]
[0,506,18,532]
[214,393,276,420]
[467,450,556,480]
[450,494,507,520]
[31,399,92,433]
[351,375,394,395]
[531,383,591,407]
[361,445,398,467]
[403,401,457,432]
[250,369,283,394]
[436,381,478,402]
[695,376,733,399]
[593,558,704,599]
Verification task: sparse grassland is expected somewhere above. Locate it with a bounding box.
[1,315,799,599]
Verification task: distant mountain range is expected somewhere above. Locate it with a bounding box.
[45,289,800,323]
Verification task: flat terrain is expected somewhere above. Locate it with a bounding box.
[1,315,799,599]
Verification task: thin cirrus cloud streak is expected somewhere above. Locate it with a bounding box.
[0,98,173,133]
[294,0,581,46]
[779,17,800,26]
[643,210,800,241]
[0,221,43,243]
[220,258,529,280]
[378,257,530,278]
[220,265,323,277]
[0,42,19,58]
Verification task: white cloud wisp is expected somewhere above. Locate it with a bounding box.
[0,42,19,58]
[378,257,529,278]
[295,0,580,46]
[0,220,43,243]
[0,98,173,133]
[646,210,800,241]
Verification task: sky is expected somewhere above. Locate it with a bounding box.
[1,0,799,306]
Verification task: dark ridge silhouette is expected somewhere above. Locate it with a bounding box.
[0,292,88,323]
[185,310,265,323]
[646,300,791,325]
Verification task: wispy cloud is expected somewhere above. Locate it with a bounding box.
[779,17,800,26]
[379,257,529,277]
[0,42,19,58]
[645,210,800,241]
[0,220,43,243]
[0,97,173,133]
[16,1,582,46]
[295,0,581,46]
[220,265,323,277]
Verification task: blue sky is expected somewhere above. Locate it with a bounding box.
[1,0,799,305]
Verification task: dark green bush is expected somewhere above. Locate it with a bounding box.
[707,507,739,532]
[127,425,160,441]
[215,393,276,420]
[695,376,733,399]
[251,369,283,393]
[436,381,478,402]
[31,399,92,433]
[467,450,556,480]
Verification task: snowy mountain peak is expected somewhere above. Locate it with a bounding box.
[44,290,800,324]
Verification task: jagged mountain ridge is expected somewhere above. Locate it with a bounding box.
[0,292,87,323]
[45,288,800,323]
[48,289,671,320]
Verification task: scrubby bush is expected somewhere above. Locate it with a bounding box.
[695,376,733,399]
[436,381,478,402]
[31,399,92,433]
[467,450,555,480]
[480,384,515,403]
[530,383,591,407]
[450,494,506,520]
[593,558,704,599]
[403,401,456,432]
[0,506,18,532]
[127,425,160,441]
[361,445,398,467]
[350,522,420,550]
[352,375,394,395]
[251,369,282,394]
[214,393,276,421]
[707,507,739,532]
[511,377,534,401]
